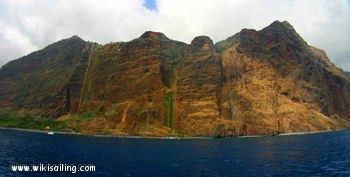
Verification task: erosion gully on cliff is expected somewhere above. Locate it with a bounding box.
[0,21,350,137]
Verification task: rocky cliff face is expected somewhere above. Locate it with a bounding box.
[0,21,349,136]
[216,21,350,135]
[174,36,224,136]
[80,32,186,135]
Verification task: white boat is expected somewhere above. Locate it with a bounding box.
[47,131,54,135]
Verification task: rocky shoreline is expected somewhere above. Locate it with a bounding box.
[0,126,341,139]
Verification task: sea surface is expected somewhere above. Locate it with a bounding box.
[0,128,350,177]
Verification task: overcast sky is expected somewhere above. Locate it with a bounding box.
[0,0,349,70]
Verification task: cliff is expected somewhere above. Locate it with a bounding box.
[0,21,349,137]
[0,36,96,117]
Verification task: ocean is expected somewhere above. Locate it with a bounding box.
[1,128,349,177]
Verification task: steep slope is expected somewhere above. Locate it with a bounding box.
[216,20,350,135]
[0,36,96,117]
[80,32,186,135]
[0,21,349,137]
[174,36,225,136]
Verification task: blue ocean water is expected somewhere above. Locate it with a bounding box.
[0,128,350,177]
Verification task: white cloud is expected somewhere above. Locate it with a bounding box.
[0,22,37,66]
[0,0,349,70]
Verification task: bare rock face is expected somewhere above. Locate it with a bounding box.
[216,20,350,135]
[174,36,224,136]
[81,33,186,133]
[1,23,350,137]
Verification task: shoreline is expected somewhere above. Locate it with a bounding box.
[0,127,81,136]
[0,126,343,139]
[0,127,208,139]
[278,130,335,136]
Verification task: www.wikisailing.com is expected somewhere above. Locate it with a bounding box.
[11,163,95,174]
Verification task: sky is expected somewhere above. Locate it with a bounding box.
[0,0,349,71]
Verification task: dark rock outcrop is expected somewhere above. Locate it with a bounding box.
[140,31,169,40]
[190,36,215,52]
